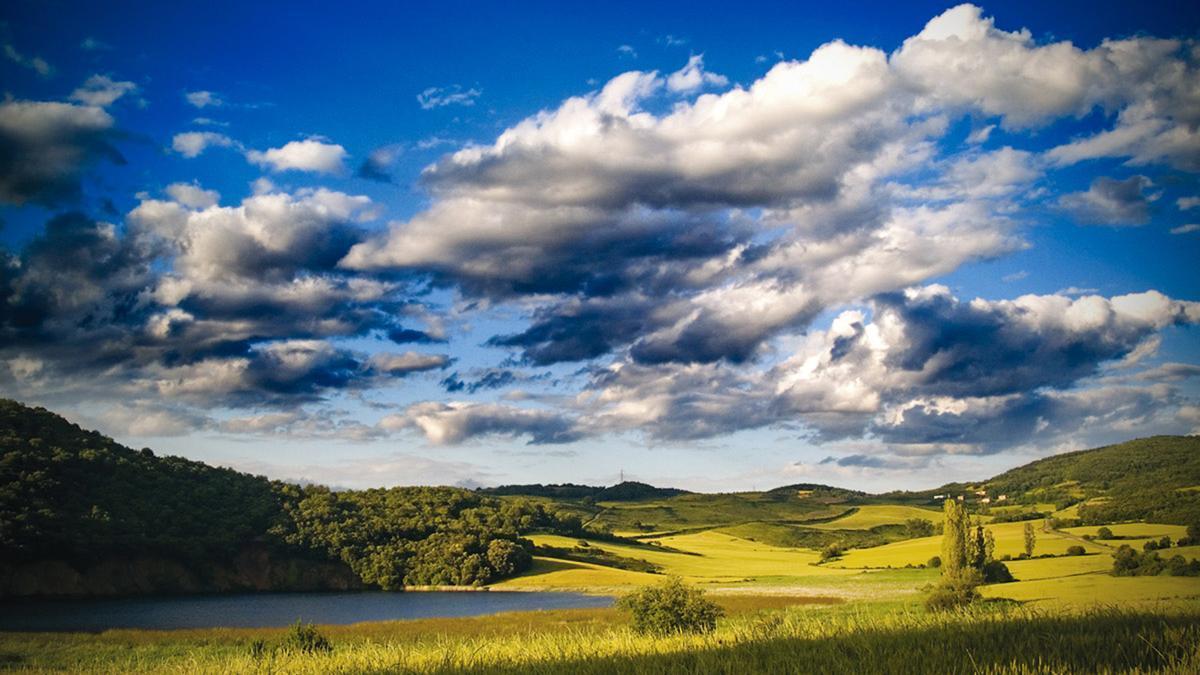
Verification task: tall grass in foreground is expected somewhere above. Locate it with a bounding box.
[5,605,1198,674]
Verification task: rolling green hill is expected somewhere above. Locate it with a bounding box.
[969,436,1199,525]
[2,397,1198,600]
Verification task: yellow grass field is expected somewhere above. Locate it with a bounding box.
[809,505,946,530]
[523,532,856,584]
[492,557,661,591]
[829,521,1107,569]
[980,573,1200,607]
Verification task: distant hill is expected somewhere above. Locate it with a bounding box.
[481,481,690,501]
[974,436,1200,525]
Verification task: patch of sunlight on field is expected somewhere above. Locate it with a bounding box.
[991,502,1056,515]
[491,556,660,591]
[1004,553,1114,581]
[832,522,1105,569]
[526,532,855,583]
[1065,523,1188,544]
[808,505,945,530]
[980,572,1200,606]
[1172,545,1200,559]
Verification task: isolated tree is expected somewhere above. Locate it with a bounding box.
[617,577,723,635]
[941,499,970,573]
[1023,522,1037,558]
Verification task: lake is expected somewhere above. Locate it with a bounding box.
[0,591,613,632]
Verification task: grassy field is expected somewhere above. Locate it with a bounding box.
[589,491,853,535]
[4,604,1198,673]
[829,521,1110,569]
[808,505,946,530]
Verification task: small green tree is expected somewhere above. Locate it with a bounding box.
[617,577,724,635]
[1023,522,1037,558]
[941,499,969,573]
[1097,526,1114,540]
[820,542,844,562]
[283,620,332,654]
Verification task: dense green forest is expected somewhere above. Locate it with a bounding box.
[0,400,583,595]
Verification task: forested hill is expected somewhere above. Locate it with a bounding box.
[0,399,582,598]
[890,435,1199,525]
[480,481,690,501]
[0,399,283,562]
[975,436,1200,524]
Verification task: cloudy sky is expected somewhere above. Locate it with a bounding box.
[1,1,1198,491]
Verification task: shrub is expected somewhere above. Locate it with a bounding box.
[1159,536,1171,549]
[927,555,942,568]
[1143,540,1159,552]
[905,518,936,538]
[1065,545,1086,556]
[283,620,332,654]
[1167,555,1200,577]
[1097,527,1114,539]
[981,560,1014,583]
[617,577,724,635]
[820,543,844,562]
[925,568,983,612]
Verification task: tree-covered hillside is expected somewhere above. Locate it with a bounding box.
[977,436,1200,525]
[0,400,283,562]
[0,400,578,596]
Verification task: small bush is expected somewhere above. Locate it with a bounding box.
[1159,536,1171,549]
[981,560,1014,583]
[925,568,983,612]
[1143,540,1159,552]
[820,543,844,562]
[283,620,332,654]
[617,577,724,635]
[1097,527,1114,539]
[927,555,942,568]
[1065,545,1086,556]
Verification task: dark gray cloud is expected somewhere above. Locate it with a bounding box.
[439,368,543,394]
[867,287,1189,398]
[383,402,581,445]
[356,146,401,183]
[387,326,445,344]
[0,101,124,206]
[1058,175,1156,226]
[0,191,444,409]
[869,385,1190,453]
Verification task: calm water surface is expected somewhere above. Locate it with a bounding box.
[0,591,613,632]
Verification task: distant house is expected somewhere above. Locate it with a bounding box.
[934,494,946,500]
[981,497,992,504]
[997,495,1008,501]
[957,495,965,501]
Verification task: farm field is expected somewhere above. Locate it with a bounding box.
[808,505,946,530]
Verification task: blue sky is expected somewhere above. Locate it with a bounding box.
[1,1,1198,492]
